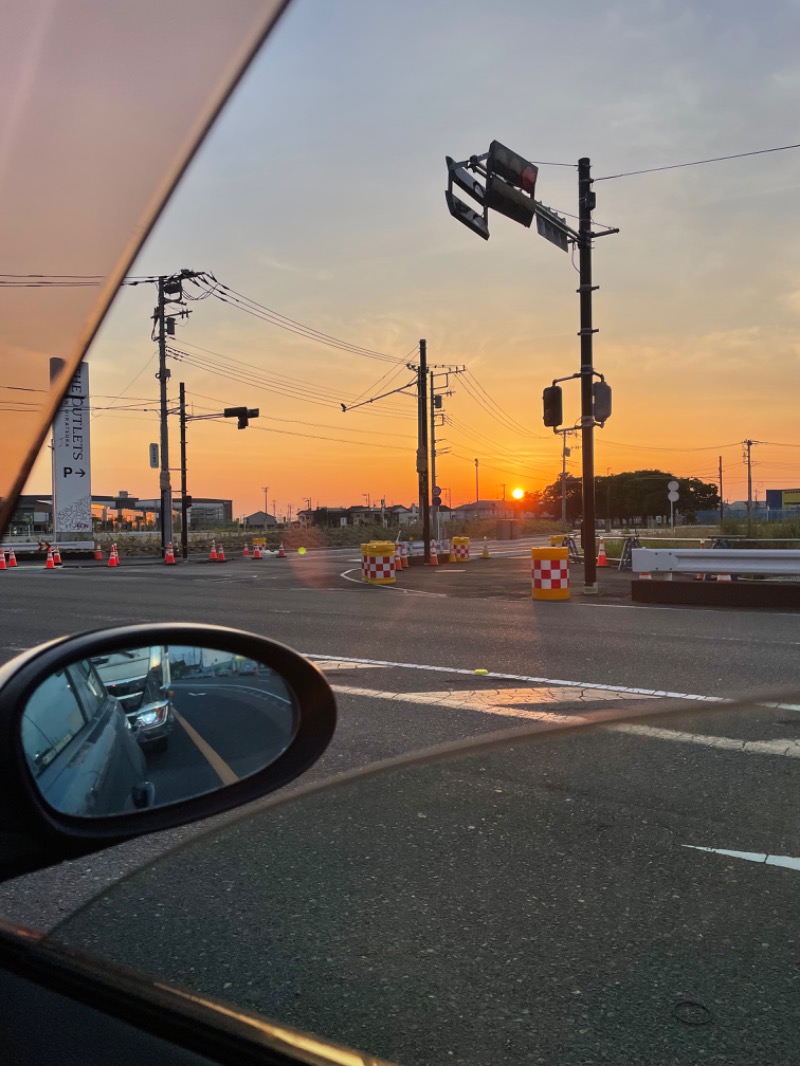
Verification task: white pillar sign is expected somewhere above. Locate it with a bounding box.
[50,359,92,533]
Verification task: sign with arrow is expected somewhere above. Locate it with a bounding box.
[50,359,92,533]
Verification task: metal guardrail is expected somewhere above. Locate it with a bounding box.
[632,548,800,576]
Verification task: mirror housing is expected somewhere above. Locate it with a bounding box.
[0,624,336,882]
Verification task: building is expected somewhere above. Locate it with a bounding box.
[243,510,278,529]
[7,493,233,533]
[451,500,515,521]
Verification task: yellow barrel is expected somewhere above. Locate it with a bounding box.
[452,535,470,561]
[549,534,567,547]
[361,541,397,585]
[532,546,570,601]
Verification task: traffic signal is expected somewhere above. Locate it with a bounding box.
[182,496,193,509]
[593,381,612,425]
[542,385,563,428]
[484,140,538,228]
[224,406,260,429]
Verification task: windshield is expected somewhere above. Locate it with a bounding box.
[2,2,800,1065]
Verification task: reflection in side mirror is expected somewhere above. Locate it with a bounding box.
[20,644,297,818]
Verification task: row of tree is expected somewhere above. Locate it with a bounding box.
[524,470,720,525]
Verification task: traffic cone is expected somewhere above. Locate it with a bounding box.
[277,542,286,558]
[217,544,226,562]
[243,542,250,557]
[481,538,490,559]
[428,540,439,566]
[165,542,176,565]
[448,542,457,563]
[639,570,652,580]
[717,572,732,582]
[94,544,103,561]
[209,541,217,561]
[44,549,55,570]
[596,537,608,568]
[0,550,6,571]
[8,547,17,568]
[53,544,62,566]
[253,544,261,560]
[108,545,118,567]
[401,542,409,569]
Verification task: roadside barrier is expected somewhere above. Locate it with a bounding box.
[531,546,570,601]
[633,547,800,579]
[361,541,396,585]
[453,536,470,562]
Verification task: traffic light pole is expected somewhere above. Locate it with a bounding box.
[157,277,173,556]
[577,157,598,594]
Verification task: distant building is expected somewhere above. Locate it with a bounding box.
[451,500,515,521]
[243,510,278,529]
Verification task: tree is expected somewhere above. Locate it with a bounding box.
[540,475,582,523]
[595,470,719,523]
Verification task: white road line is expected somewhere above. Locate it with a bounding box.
[305,652,722,702]
[339,568,446,597]
[682,846,800,871]
[331,684,612,723]
[611,723,800,757]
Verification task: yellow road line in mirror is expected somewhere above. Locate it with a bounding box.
[171,707,238,786]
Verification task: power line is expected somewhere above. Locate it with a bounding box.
[594,141,800,182]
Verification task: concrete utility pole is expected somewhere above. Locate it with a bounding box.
[262,486,269,523]
[156,276,172,555]
[474,458,479,503]
[577,157,598,593]
[417,339,431,563]
[179,382,188,559]
[744,439,754,532]
[719,456,724,524]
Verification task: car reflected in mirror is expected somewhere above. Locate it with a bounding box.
[20,643,298,818]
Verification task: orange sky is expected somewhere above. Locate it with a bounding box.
[23,1,800,517]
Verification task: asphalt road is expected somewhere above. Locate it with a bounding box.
[2,543,800,1064]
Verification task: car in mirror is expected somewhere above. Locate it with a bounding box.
[0,624,336,881]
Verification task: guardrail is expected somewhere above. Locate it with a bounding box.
[632,548,800,576]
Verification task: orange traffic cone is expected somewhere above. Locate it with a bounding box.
[253,544,261,560]
[8,547,17,568]
[399,543,408,569]
[217,544,226,562]
[277,542,286,558]
[0,550,6,571]
[596,537,608,568]
[428,540,439,566]
[94,544,103,561]
[165,542,176,565]
[209,541,217,561]
[243,542,250,557]
[44,549,55,570]
[53,544,62,566]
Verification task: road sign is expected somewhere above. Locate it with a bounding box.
[535,210,569,252]
[50,359,92,533]
[668,491,679,503]
[667,480,679,491]
[149,443,159,469]
[433,486,442,496]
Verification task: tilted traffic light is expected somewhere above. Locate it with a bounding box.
[592,381,612,425]
[484,140,538,228]
[542,385,563,428]
[445,156,490,240]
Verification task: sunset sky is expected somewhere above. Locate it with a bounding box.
[26,0,800,518]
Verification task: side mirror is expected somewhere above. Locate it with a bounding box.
[0,624,336,881]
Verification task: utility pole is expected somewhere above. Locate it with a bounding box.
[744,439,753,532]
[719,455,724,525]
[179,382,188,560]
[417,339,431,563]
[578,157,598,593]
[430,369,439,541]
[262,486,269,523]
[156,276,172,555]
[555,428,577,531]
[474,458,479,503]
